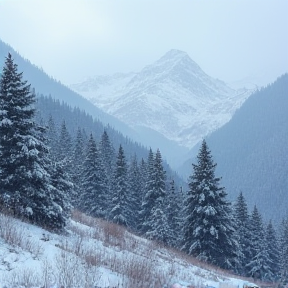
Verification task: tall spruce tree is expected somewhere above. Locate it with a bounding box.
[182,139,237,270]
[145,149,169,243]
[139,148,155,234]
[265,220,280,281]
[279,218,288,287]
[49,162,73,228]
[46,114,58,161]
[71,127,85,207]
[166,178,181,247]
[127,154,142,230]
[137,157,147,232]
[233,192,252,275]
[57,120,72,162]
[80,134,108,218]
[246,205,272,281]
[109,145,130,226]
[99,130,115,177]
[0,53,69,229]
[99,130,115,218]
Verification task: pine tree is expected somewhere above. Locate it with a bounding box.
[99,130,115,177]
[109,145,130,226]
[145,149,169,243]
[166,178,182,247]
[49,162,73,229]
[127,154,142,230]
[99,130,115,218]
[57,120,72,163]
[71,127,85,207]
[136,157,147,232]
[246,205,272,281]
[46,114,58,161]
[265,220,280,281]
[0,53,69,229]
[279,218,288,287]
[80,134,108,218]
[182,139,237,270]
[233,192,252,275]
[139,148,155,234]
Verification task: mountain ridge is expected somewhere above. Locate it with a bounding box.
[179,74,288,222]
[70,49,252,157]
[0,40,189,169]
[0,39,142,144]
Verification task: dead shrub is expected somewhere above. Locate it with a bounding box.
[71,209,96,227]
[0,214,24,247]
[121,254,168,288]
[22,237,44,259]
[100,221,125,248]
[4,267,41,288]
[83,247,102,268]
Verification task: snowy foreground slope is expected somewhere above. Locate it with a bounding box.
[0,212,260,288]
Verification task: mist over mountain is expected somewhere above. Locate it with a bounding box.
[0,40,140,143]
[1,41,253,170]
[0,39,185,186]
[180,74,288,223]
[70,49,252,167]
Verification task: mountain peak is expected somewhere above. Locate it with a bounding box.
[161,49,189,60]
[70,48,250,156]
[153,49,201,75]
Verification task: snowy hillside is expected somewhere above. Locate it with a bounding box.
[70,49,252,150]
[0,211,260,288]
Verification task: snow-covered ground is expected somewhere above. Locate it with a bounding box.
[0,211,260,288]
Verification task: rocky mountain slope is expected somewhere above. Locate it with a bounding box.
[70,49,252,152]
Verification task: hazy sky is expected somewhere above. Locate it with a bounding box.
[0,0,287,87]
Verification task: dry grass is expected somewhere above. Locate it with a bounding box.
[0,209,266,288]
[0,213,44,259]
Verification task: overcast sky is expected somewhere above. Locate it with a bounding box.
[0,0,287,87]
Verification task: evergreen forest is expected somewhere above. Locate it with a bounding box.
[0,54,287,286]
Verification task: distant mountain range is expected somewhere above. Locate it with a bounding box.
[70,49,252,157]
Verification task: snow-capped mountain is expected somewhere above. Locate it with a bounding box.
[70,49,252,152]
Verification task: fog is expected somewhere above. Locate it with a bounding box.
[0,0,287,86]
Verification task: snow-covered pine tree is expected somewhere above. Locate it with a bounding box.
[109,144,130,226]
[49,162,73,229]
[57,120,72,163]
[46,114,58,161]
[279,218,288,287]
[246,205,272,281]
[71,127,85,207]
[177,186,186,248]
[166,178,181,247]
[99,130,115,177]
[80,134,108,218]
[265,220,280,281]
[145,149,169,243]
[127,154,143,230]
[233,191,252,275]
[139,148,155,234]
[99,130,115,218]
[0,53,69,230]
[182,139,238,271]
[136,157,147,232]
